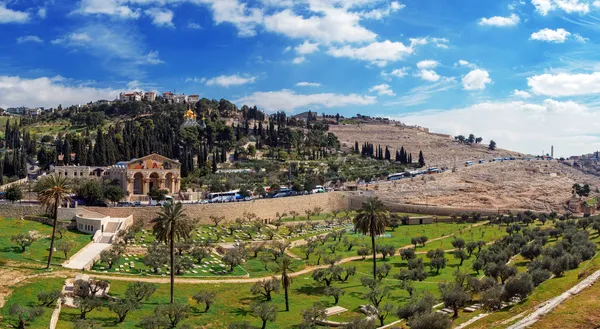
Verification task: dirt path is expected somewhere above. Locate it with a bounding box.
[88,221,490,284]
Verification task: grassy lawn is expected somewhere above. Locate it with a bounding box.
[56,249,491,329]
[0,218,92,266]
[7,221,598,329]
[0,277,65,329]
[91,247,306,278]
[289,222,482,263]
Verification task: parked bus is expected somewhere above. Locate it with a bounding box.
[387,172,406,181]
[207,190,242,203]
[427,167,440,174]
[312,185,325,193]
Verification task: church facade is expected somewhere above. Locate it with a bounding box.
[108,154,181,201]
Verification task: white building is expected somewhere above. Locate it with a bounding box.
[188,94,199,103]
[119,91,143,102]
[144,91,156,102]
[162,92,174,101]
[173,94,188,104]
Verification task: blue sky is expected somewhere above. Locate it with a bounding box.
[1,0,600,156]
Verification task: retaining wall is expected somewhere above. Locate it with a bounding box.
[85,192,349,225]
[0,204,44,218]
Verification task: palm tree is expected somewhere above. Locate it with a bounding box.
[151,202,193,304]
[353,197,389,280]
[37,175,71,269]
[274,256,294,312]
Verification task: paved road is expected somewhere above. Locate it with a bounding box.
[63,243,111,270]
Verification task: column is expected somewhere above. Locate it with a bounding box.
[159,178,166,192]
[143,178,150,195]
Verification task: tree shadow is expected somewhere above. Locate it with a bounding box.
[1,246,21,253]
[296,285,326,296]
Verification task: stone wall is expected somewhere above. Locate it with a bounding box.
[85,192,349,225]
[0,204,44,218]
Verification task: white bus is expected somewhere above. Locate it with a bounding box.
[207,190,241,203]
[387,173,406,181]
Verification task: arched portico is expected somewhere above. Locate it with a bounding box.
[133,172,144,195]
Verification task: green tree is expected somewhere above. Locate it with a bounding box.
[7,304,44,329]
[108,298,140,323]
[489,140,497,151]
[125,282,157,302]
[148,187,169,201]
[192,291,216,312]
[103,185,124,204]
[11,233,36,252]
[275,256,294,312]
[251,278,280,301]
[56,240,74,259]
[37,175,71,269]
[151,202,193,304]
[353,197,389,280]
[74,179,104,205]
[5,184,23,203]
[251,302,277,329]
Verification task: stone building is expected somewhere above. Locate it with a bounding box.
[52,154,181,202]
[110,153,182,201]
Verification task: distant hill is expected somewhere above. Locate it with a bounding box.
[330,123,522,169]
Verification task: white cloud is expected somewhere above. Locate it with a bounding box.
[385,78,457,107]
[395,99,600,156]
[0,75,119,109]
[513,89,532,98]
[528,72,600,96]
[187,22,201,29]
[532,0,590,15]
[74,0,140,19]
[292,56,306,64]
[17,35,43,44]
[462,69,492,90]
[369,84,395,96]
[235,89,376,112]
[0,4,30,23]
[205,74,257,87]
[573,33,588,42]
[457,59,477,69]
[360,1,404,20]
[417,70,441,82]
[37,7,47,19]
[185,77,205,83]
[145,8,174,27]
[530,28,571,43]
[327,40,415,66]
[478,13,520,26]
[381,67,409,80]
[51,24,163,77]
[416,60,439,70]
[296,82,322,87]
[295,40,319,55]
[264,8,376,44]
[409,37,450,49]
[197,0,263,37]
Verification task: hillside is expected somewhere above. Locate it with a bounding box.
[330,123,600,213]
[330,123,522,168]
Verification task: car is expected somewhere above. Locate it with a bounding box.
[133,201,142,207]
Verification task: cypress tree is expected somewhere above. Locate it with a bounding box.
[418,151,425,168]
